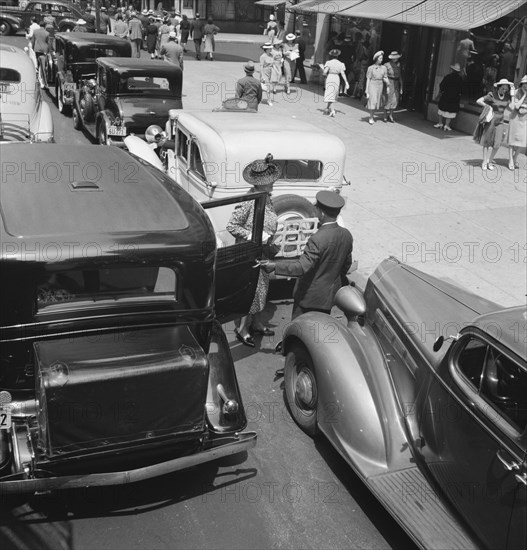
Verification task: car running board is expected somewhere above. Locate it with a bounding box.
[368,467,478,550]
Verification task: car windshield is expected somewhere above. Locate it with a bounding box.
[118,75,178,95]
[36,266,177,312]
[77,47,126,61]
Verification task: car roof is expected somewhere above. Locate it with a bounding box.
[0,45,36,84]
[471,306,527,361]
[175,111,346,168]
[0,46,38,114]
[0,144,213,262]
[97,58,182,76]
[55,32,131,48]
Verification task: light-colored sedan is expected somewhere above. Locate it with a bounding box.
[0,44,53,143]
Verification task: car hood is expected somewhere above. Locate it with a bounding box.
[117,97,182,132]
[367,258,502,366]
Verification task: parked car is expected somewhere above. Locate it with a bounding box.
[40,32,131,115]
[127,110,349,223]
[281,256,526,550]
[0,0,82,35]
[0,44,53,142]
[0,142,267,495]
[72,58,183,146]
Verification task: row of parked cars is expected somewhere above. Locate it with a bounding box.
[1,30,526,550]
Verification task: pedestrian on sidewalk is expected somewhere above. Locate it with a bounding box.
[157,16,171,56]
[160,31,184,70]
[270,39,284,98]
[474,78,514,171]
[146,17,158,58]
[98,6,110,34]
[128,12,143,58]
[190,13,205,60]
[383,51,403,122]
[228,155,280,347]
[507,75,527,170]
[113,13,128,38]
[203,17,220,61]
[72,18,88,32]
[282,33,299,94]
[433,63,463,131]
[259,42,275,106]
[263,14,278,42]
[292,30,307,84]
[323,49,349,117]
[179,14,190,52]
[365,51,389,124]
[262,191,353,321]
[235,61,262,111]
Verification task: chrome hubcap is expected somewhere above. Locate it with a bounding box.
[295,368,316,409]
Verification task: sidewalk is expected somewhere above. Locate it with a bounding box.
[179,45,526,307]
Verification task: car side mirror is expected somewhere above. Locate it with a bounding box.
[433,333,459,352]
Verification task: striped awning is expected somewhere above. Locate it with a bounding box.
[291,0,527,30]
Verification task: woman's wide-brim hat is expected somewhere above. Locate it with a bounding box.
[388,51,402,59]
[329,48,341,57]
[261,42,273,49]
[285,33,296,41]
[450,63,461,72]
[494,78,513,87]
[520,75,527,84]
[373,50,384,61]
[272,38,283,45]
[243,154,282,186]
[75,19,87,25]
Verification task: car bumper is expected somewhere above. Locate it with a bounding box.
[0,431,256,494]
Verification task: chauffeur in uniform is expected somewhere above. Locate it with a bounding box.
[264,191,353,319]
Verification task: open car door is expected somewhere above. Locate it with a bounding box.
[202,192,266,323]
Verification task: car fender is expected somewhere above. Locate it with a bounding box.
[34,100,54,142]
[124,135,164,171]
[283,313,413,478]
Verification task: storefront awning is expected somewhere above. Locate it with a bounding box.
[254,0,287,6]
[291,0,527,30]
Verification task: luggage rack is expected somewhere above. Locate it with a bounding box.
[273,217,319,258]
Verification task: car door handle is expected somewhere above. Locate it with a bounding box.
[496,449,520,471]
[216,384,239,416]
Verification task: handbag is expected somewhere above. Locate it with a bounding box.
[479,104,494,124]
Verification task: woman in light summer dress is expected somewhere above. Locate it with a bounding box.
[227,155,280,347]
[259,42,275,105]
[366,50,390,124]
[203,17,220,60]
[323,49,349,117]
[508,75,527,170]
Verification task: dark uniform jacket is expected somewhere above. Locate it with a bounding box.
[235,75,263,110]
[190,19,205,40]
[275,222,353,310]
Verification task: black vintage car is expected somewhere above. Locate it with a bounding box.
[0,143,266,495]
[72,58,183,146]
[39,33,131,115]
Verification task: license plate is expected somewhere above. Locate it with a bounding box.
[108,125,127,136]
[0,407,11,430]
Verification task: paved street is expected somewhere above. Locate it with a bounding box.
[2,32,526,550]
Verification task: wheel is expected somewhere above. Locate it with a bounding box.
[72,106,83,130]
[79,93,95,122]
[0,20,12,36]
[284,342,319,436]
[56,85,70,115]
[98,123,110,146]
[273,194,317,222]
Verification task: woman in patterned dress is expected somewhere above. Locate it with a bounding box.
[383,51,403,123]
[227,155,280,347]
[259,42,275,105]
[366,50,390,124]
[203,17,220,61]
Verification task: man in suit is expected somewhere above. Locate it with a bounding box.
[292,30,307,84]
[190,13,205,60]
[128,12,143,58]
[235,61,262,111]
[264,191,353,319]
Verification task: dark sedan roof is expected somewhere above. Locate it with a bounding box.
[55,32,131,48]
[97,58,182,76]
[0,145,211,260]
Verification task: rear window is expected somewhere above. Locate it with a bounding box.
[36,266,177,312]
[121,76,176,94]
[80,47,124,61]
[273,160,323,181]
[0,68,21,83]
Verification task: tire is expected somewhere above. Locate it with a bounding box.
[273,194,317,222]
[98,123,110,146]
[72,106,83,130]
[0,20,12,36]
[56,85,70,115]
[79,93,95,122]
[284,342,319,436]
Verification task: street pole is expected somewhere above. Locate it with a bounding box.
[95,0,100,33]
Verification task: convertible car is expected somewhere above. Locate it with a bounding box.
[0,143,267,496]
[0,44,53,142]
[281,257,526,550]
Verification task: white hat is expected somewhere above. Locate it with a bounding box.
[75,19,86,25]
[373,50,384,61]
[494,78,513,87]
[141,9,148,14]
[388,51,402,60]
[285,33,296,41]
[261,42,273,49]
[168,30,177,39]
[520,75,527,84]
[269,14,275,20]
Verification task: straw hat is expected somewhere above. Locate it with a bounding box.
[450,63,461,72]
[75,19,86,25]
[520,75,527,84]
[285,33,296,41]
[243,154,282,186]
[388,51,402,60]
[261,42,273,50]
[494,78,513,87]
[272,38,283,45]
[373,50,384,61]
[244,61,255,74]
[328,49,341,57]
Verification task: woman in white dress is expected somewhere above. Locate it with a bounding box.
[508,75,527,170]
[366,50,390,124]
[323,49,349,117]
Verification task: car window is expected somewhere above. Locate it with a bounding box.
[81,47,123,61]
[36,266,178,312]
[176,129,188,162]
[273,159,323,181]
[456,337,527,432]
[0,68,21,83]
[121,76,176,95]
[190,142,205,179]
[29,2,42,11]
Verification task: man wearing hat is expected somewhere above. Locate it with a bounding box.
[98,6,110,34]
[160,31,184,70]
[264,191,353,320]
[190,13,205,60]
[235,61,262,111]
[292,30,307,84]
[128,11,143,58]
[83,7,96,33]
